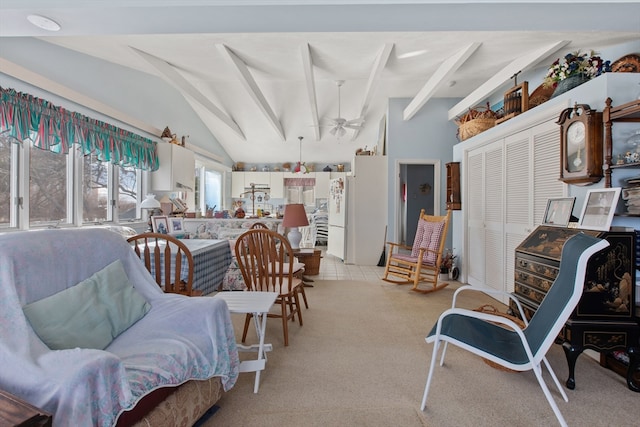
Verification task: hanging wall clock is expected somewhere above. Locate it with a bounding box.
[557,103,603,185]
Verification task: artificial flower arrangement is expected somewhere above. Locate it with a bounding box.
[543,50,611,89]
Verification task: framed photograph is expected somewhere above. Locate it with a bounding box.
[578,188,621,231]
[169,217,184,233]
[542,197,575,227]
[151,215,169,234]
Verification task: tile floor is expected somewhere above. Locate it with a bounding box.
[308,247,387,282]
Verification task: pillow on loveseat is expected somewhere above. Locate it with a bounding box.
[23,259,151,350]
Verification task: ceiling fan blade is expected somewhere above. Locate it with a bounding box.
[343,124,363,130]
[337,127,346,137]
[329,126,338,136]
[346,118,365,125]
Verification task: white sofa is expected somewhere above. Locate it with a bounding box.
[0,228,239,426]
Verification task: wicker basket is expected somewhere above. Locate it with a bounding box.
[473,304,525,372]
[457,118,496,141]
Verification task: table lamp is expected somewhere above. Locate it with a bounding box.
[282,203,309,249]
[140,194,161,231]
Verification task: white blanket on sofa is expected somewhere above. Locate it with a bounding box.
[0,228,239,427]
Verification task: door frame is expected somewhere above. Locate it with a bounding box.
[393,158,441,246]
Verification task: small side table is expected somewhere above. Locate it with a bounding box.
[214,291,277,393]
[0,389,52,427]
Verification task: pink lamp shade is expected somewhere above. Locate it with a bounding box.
[282,204,309,228]
[282,204,309,249]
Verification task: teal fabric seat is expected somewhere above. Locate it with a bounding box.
[421,233,608,427]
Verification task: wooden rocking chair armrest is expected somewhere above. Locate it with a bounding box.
[386,241,411,252]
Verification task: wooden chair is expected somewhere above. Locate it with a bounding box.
[127,232,202,296]
[421,233,608,427]
[382,210,451,293]
[250,222,269,229]
[235,229,304,346]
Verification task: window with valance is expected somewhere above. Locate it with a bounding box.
[0,87,159,171]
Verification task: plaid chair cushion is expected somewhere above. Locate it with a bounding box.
[411,219,445,264]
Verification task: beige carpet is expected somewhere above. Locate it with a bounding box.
[205,279,639,427]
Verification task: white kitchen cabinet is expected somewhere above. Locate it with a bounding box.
[151,143,195,192]
[244,172,270,188]
[231,172,245,198]
[269,172,284,198]
[314,172,330,199]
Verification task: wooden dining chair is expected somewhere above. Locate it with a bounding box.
[383,210,451,293]
[127,232,202,296]
[235,229,304,346]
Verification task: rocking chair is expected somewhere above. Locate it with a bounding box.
[382,210,451,293]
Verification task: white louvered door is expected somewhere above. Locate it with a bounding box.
[465,118,564,298]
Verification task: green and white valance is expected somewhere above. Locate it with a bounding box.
[0,87,159,171]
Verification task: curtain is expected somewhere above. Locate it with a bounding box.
[0,87,159,171]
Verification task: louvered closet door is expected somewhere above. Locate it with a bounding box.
[466,150,485,287]
[532,120,565,225]
[505,132,531,295]
[466,140,504,291]
[483,143,504,293]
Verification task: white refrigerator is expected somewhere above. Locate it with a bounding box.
[327,156,388,265]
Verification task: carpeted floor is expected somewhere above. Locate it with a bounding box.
[204,279,639,427]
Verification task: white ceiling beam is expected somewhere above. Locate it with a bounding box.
[448,40,570,120]
[301,43,320,141]
[0,57,161,136]
[403,42,481,121]
[130,46,245,140]
[216,43,286,141]
[351,43,394,140]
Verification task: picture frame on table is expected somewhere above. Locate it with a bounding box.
[169,217,184,233]
[577,188,621,231]
[151,215,170,234]
[542,197,575,227]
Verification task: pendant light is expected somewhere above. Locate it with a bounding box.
[294,136,308,174]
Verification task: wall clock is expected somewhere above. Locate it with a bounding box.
[557,103,603,185]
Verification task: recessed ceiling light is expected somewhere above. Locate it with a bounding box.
[397,49,429,59]
[27,14,61,32]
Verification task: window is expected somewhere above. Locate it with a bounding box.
[83,153,109,222]
[29,143,69,226]
[204,169,222,213]
[0,134,13,228]
[117,165,138,221]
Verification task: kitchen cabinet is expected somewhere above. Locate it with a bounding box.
[315,172,330,199]
[151,143,195,192]
[231,172,245,198]
[270,172,284,198]
[244,172,270,188]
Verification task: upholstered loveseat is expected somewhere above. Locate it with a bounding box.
[0,228,239,426]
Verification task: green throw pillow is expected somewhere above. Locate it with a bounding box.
[23,260,151,350]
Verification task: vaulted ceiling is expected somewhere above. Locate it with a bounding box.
[1,1,639,165]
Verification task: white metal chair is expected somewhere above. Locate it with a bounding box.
[420,233,608,427]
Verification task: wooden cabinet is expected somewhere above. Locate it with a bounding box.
[151,143,195,192]
[445,162,461,210]
[603,97,640,217]
[512,225,638,391]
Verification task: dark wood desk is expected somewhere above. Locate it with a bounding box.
[0,390,52,427]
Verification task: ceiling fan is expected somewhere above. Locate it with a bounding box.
[323,80,364,137]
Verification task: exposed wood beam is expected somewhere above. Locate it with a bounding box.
[351,43,393,140]
[130,46,245,140]
[0,57,161,136]
[403,42,481,121]
[448,40,570,120]
[216,43,285,141]
[301,43,320,141]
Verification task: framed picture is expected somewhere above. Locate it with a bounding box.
[169,217,184,233]
[151,215,169,234]
[578,188,621,231]
[542,197,575,227]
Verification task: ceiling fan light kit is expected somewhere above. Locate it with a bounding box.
[323,80,364,137]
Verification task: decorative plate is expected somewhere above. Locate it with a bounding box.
[610,53,640,73]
